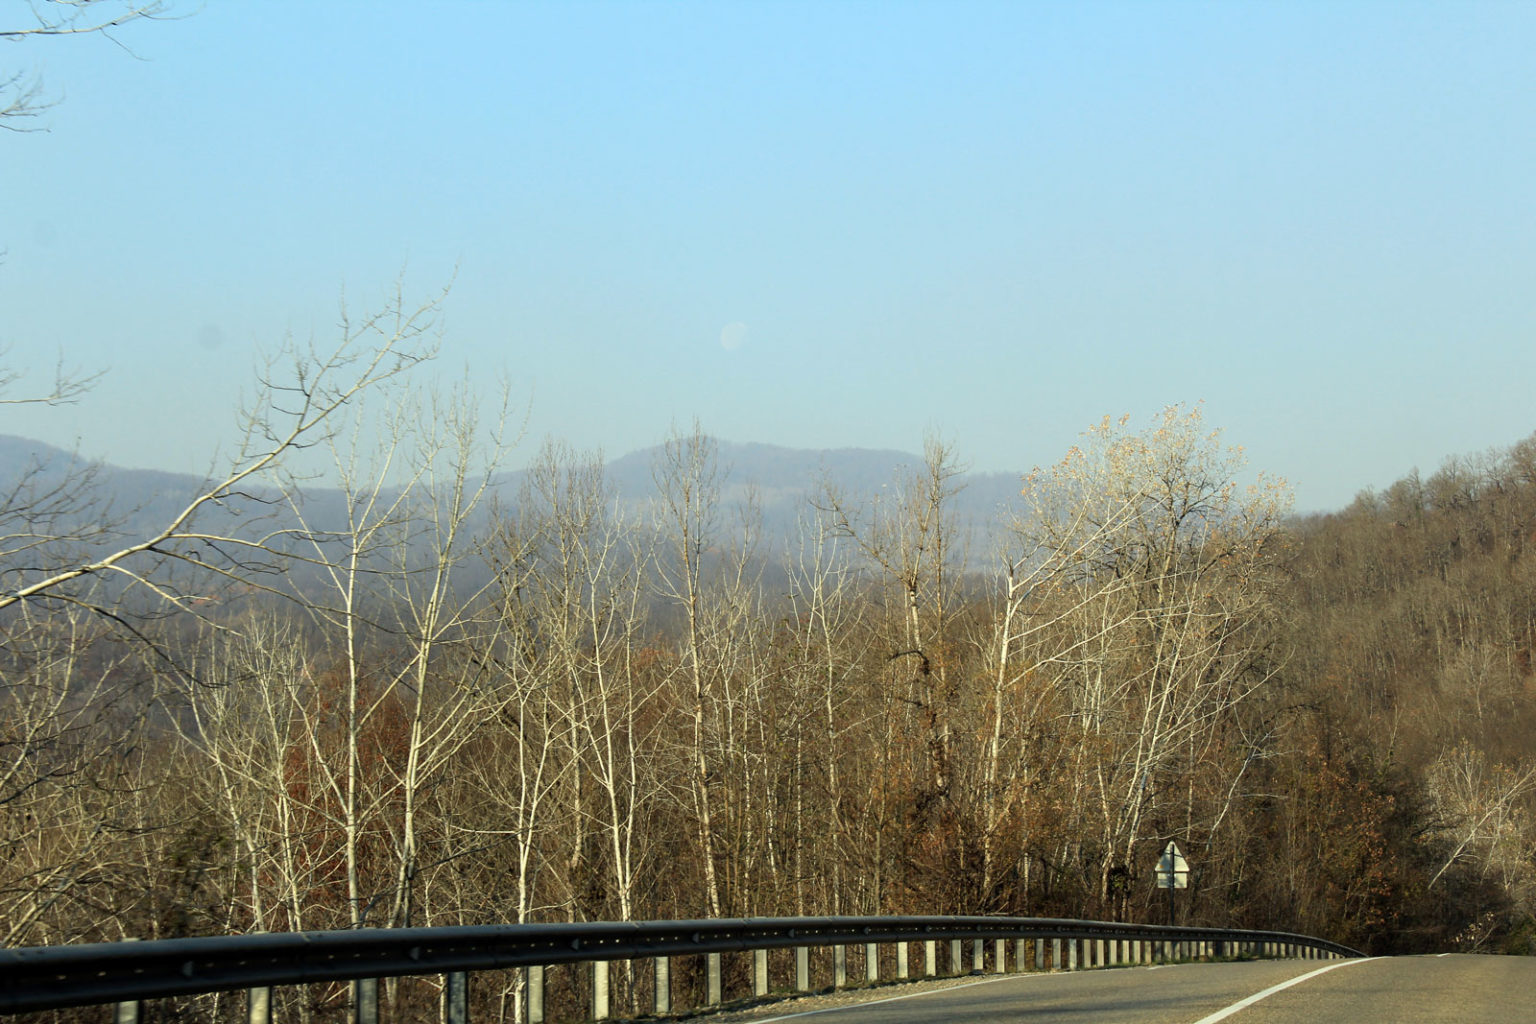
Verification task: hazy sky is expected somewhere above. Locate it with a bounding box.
[4,1,1534,511]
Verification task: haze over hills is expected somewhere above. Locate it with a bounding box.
[0,434,1030,560]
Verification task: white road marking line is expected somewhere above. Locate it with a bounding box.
[1187,958,1383,1024]
[746,974,1038,1022]
[1436,952,1451,957]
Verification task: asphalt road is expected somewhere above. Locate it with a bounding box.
[742,955,1535,1024]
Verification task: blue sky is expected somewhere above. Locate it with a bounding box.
[4,1,1535,511]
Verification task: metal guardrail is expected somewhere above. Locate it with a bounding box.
[0,915,1364,1019]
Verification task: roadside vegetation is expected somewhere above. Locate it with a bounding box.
[6,320,1536,1022]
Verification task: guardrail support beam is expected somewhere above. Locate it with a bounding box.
[445,971,467,1024]
[654,956,671,1014]
[248,986,271,1024]
[756,948,770,997]
[924,939,937,977]
[897,940,909,979]
[865,942,879,983]
[592,960,609,1020]
[833,944,847,988]
[1014,938,1026,973]
[353,977,378,1024]
[795,946,810,991]
[972,939,984,973]
[527,965,545,1024]
[949,939,962,975]
[707,952,723,1005]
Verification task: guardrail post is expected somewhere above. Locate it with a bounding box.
[1108,939,1118,966]
[115,937,142,1024]
[353,977,378,1024]
[1034,938,1045,971]
[756,948,770,997]
[707,952,723,1005]
[865,942,879,983]
[1051,938,1062,970]
[655,957,671,1014]
[1014,938,1026,973]
[949,939,962,975]
[795,946,810,991]
[445,971,468,1024]
[924,939,937,977]
[592,960,610,1020]
[897,940,909,979]
[972,939,984,973]
[1094,939,1104,967]
[1068,939,1079,971]
[248,985,271,1024]
[527,965,545,1024]
[994,939,1006,973]
[834,945,847,988]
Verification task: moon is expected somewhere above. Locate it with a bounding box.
[720,322,748,351]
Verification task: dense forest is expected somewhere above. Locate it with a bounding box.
[5,323,1536,1020]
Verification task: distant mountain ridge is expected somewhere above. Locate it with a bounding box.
[0,434,1028,556]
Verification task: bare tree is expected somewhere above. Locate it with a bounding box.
[1021,406,1291,914]
[651,423,728,917]
[0,288,444,958]
[779,508,869,914]
[2,1,173,130]
[1,286,440,621]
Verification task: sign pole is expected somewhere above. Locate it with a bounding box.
[1155,840,1188,930]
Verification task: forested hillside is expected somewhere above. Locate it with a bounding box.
[1275,439,1536,954]
[4,330,1535,1021]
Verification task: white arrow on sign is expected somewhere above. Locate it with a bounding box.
[1155,840,1189,889]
